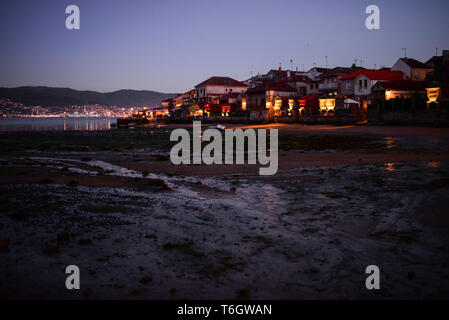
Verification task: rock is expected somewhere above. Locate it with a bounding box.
[131,288,146,296]
[237,288,251,300]
[43,245,60,254]
[39,179,54,184]
[139,276,152,284]
[0,240,10,250]
[8,212,30,221]
[78,238,92,245]
[67,180,79,187]
[407,272,416,280]
[308,267,320,274]
[153,155,169,161]
[57,232,70,243]
[82,288,92,297]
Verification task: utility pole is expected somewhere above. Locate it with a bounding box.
[435,47,439,56]
[402,48,407,58]
[290,59,294,70]
[325,56,328,68]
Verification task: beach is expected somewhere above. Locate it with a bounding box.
[1,123,449,299]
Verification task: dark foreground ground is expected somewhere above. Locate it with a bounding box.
[1,123,449,299]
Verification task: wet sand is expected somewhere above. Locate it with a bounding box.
[1,124,449,299]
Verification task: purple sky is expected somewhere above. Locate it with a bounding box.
[1,0,448,93]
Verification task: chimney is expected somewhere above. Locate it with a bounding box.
[278,66,282,71]
[443,50,449,63]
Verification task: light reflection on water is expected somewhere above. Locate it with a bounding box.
[384,162,396,172]
[427,161,440,168]
[0,117,116,132]
[385,137,399,149]
[427,138,440,145]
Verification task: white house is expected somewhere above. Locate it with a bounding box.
[340,69,410,107]
[300,67,331,81]
[391,58,434,81]
[246,82,296,113]
[194,76,248,103]
[318,66,363,96]
[284,75,312,97]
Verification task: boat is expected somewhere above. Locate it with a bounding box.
[208,124,226,131]
[117,118,134,128]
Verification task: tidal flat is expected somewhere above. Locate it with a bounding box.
[1,124,449,299]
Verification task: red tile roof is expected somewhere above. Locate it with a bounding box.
[194,76,248,88]
[340,69,411,81]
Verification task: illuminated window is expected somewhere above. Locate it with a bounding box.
[288,99,294,115]
[319,99,336,112]
[274,99,282,110]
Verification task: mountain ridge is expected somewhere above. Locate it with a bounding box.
[0,86,178,107]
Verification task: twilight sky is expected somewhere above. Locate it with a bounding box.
[0,0,448,93]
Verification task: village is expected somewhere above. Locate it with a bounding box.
[129,50,449,127]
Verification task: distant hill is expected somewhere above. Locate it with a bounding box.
[0,86,177,107]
